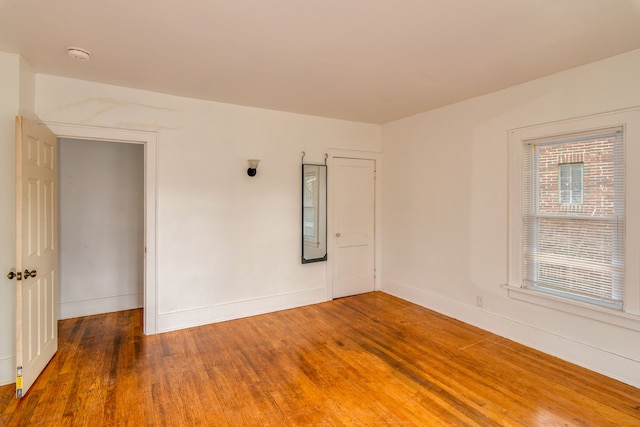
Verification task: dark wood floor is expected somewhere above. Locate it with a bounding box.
[1,292,639,426]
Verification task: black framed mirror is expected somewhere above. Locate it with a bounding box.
[302,164,327,263]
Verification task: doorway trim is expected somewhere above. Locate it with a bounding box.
[326,149,382,300]
[45,122,158,335]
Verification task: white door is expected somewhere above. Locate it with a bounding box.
[332,158,375,298]
[14,117,58,398]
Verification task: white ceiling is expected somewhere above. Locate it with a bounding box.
[1,0,639,124]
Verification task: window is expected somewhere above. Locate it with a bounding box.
[523,128,623,309]
[508,108,640,320]
[558,162,583,205]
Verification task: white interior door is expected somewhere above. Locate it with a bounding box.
[15,117,58,398]
[332,157,375,298]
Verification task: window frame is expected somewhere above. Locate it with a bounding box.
[507,108,640,327]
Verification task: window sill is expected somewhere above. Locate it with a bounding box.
[502,284,640,332]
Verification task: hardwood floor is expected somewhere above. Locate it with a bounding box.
[1,292,639,426]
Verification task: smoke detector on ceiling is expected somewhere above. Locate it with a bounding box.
[67,47,91,61]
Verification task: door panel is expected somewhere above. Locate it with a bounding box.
[15,117,58,398]
[332,158,375,298]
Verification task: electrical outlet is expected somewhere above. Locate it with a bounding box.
[476,295,483,308]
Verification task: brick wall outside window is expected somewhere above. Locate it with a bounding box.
[537,137,615,216]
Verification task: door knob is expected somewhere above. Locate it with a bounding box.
[336,233,341,238]
[7,271,16,280]
[24,269,37,279]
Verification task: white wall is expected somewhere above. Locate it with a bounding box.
[18,56,34,120]
[34,75,381,334]
[59,138,144,318]
[381,49,640,388]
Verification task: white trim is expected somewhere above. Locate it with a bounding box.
[43,122,159,334]
[326,149,382,300]
[60,292,144,320]
[503,285,640,331]
[157,287,326,333]
[0,356,15,386]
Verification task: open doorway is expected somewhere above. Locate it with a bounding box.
[46,123,158,334]
[58,139,144,319]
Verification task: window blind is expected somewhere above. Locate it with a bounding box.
[521,126,624,309]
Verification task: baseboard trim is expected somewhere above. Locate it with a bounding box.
[157,287,327,333]
[60,292,143,319]
[383,280,640,389]
[0,355,15,387]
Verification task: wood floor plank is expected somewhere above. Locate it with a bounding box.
[1,292,639,426]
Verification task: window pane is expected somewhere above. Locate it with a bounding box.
[558,163,583,205]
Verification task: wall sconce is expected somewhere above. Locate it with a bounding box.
[247,159,260,177]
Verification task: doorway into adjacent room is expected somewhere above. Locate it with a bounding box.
[47,122,158,335]
[58,138,144,319]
